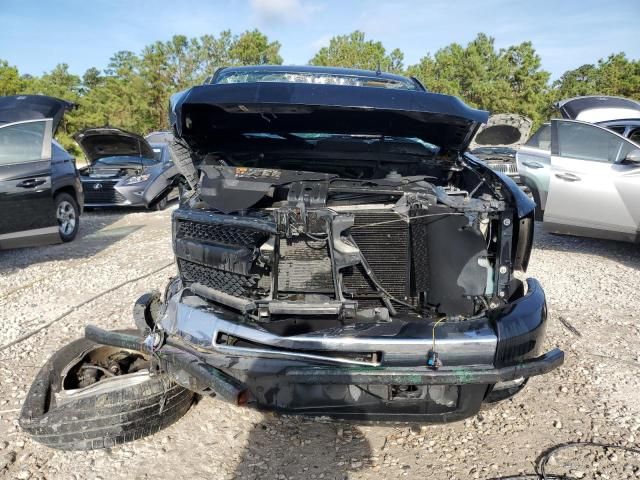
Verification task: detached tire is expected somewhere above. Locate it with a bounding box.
[19,330,194,451]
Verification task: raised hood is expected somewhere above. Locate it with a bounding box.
[469,113,532,150]
[170,82,489,153]
[74,127,155,164]
[0,95,74,132]
[556,96,640,123]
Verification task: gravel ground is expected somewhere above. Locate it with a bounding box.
[1,206,639,480]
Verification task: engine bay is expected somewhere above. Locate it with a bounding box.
[173,154,517,326]
[80,165,143,179]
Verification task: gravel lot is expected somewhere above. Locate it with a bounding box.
[1,206,639,480]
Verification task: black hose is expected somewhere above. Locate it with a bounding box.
[486,441,640,480]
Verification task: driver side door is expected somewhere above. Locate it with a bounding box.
[0,119,57,248]
[544,119,640,242]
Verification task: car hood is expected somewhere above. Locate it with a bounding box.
[468,113,532,151]
[556,96,640,123]
[74,127,155,164]
[0,95,74,132]
[170,82,489,153]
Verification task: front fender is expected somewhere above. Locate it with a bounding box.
[142,166,177,207]
[464,154,535,219]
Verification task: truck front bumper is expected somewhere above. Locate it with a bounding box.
[86,277,563,422]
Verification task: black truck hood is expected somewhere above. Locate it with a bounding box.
[74,127,155,164]
[556,96,640,122]
[0,95,74,132]
[170,82,489,152]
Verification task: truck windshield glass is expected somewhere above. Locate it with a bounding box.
[241,133,440,154]
[215,70,419,91]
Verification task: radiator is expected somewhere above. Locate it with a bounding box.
[343,211,412,308]
[277,237,334,294]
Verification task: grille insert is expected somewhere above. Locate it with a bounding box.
[177,220,268,247]
[487,162,518,174]
[179,259,258,297]
[83,182,126,204]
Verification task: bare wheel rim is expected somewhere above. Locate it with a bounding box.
[57,345,151,404]
[56,200,76,236]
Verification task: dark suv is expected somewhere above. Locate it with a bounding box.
[0,95,83,249]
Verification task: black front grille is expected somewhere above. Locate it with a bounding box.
[179,259,258,297]
[175,216,270,301]
[83,182,126,204]
[343,211,411,307]
[177,219,268,247]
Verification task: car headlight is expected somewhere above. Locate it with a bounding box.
[124,174,151,185]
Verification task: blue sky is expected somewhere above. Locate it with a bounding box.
[1,0,637,80]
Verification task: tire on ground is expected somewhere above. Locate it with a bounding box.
[149,192,169,211]
[19,330,194,451]
[54,192,80,242]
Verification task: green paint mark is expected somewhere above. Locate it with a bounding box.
[453,368,475,384]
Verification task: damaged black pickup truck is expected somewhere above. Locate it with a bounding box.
[20,66,563,450]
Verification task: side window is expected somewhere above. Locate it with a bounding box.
[557,121,633,163]
[608,125,626,135]
[525,124,551,150]
[627,128,640,145]
[0,120,47,165]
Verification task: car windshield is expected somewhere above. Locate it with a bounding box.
[215,70,419,91]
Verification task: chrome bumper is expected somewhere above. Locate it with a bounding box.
[160,300,497,367]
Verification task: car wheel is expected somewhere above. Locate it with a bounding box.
[151,194,168,211]
[19,330,195,451]
[55,193,80,242]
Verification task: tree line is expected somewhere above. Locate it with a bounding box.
[1,30,638,155]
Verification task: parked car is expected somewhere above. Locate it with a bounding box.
[468,113,532,184]
[76,127,181,210]
[20,66,563,450]
[519,119,640,242]
[0,95,83,249]
[518,96,640,241]
[515,122,552,218]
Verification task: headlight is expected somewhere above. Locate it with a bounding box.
[124,174,151,185]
